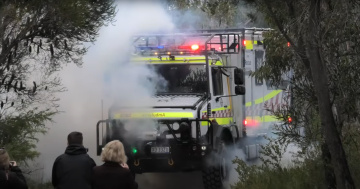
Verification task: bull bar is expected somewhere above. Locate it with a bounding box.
[96,118,215,156]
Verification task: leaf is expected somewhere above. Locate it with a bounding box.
[7,52,11,71]
[2,75,8,84]
[11,102,14,107]
[8,74,15,86]
[14,81,18,92]
[14,42,18,51]
[32,81,37,93]
[20,81,23,90]
[50,44,54,56]
[1,101,3,109]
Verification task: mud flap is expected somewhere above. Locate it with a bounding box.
[245,144,261,160]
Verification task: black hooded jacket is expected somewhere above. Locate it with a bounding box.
[52,144,96,189]
[0,166,28,189]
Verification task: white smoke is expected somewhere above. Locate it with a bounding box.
[34,0,175,182]
[29,1,300,188]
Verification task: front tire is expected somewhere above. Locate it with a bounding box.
[202,140,230,189]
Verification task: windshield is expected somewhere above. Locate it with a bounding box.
[148,64,207,94]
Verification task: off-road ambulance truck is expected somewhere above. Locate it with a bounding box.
[95,28,291,189]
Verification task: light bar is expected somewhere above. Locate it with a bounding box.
[191,44,199,50]
[138,50,211,56]
[178,44,204,50]
[137,45,167,50]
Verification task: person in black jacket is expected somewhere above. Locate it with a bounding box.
[52,131,96,189]
[92,140,138,189]
[0,147,28,189]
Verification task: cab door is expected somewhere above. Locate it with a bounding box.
[209,66,231,125]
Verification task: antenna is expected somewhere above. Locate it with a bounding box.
[101,99,104,141]
[101,99,104,121]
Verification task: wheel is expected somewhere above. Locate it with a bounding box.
[202,140,230,189]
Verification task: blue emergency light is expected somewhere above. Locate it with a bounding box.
[137,46,165,50]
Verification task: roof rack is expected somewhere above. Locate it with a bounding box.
[132,28,272,37]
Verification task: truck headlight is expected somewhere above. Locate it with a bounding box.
[172,122,180,130]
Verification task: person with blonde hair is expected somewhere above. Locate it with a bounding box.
[0,147,28,189]
[92,140,138,189]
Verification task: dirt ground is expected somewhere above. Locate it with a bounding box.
[135,172,204,189]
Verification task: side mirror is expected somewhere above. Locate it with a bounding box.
[235,86,246,95]
[234,68,244,85]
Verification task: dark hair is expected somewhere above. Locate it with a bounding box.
[67,132,83,145]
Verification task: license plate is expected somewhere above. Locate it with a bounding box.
[151,147,170,154]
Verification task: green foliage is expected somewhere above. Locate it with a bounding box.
[0,0,116,165]
[0,109,56,163]
[231,155,326,189]
[162,0,265,29]
[26,179,53,189]
[230,122,360,189]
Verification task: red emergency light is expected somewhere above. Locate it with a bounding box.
[243,40,246,46]
[191,44,199,50]
[178,44,202,50]
[288,117,292,123]
[287,42,290,47]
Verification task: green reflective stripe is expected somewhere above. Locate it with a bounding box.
[131,56,205,61]
[245,90,282,107]
[200,118,233,126]
[133,60,205,64]
[130,56,222,65]
[246,40,264,46]
[213,60,223,65]
[245,40,253,50]
[246,115,279,122]
[254,90,282,104]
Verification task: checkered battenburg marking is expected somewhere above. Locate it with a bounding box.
[201,109,232,118]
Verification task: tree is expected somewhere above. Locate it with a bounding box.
[162,0,264,29]
[0,0,116,163]
[243,1,360,189]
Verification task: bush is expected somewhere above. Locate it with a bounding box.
[231,126,360,189]
[26,179,53,189]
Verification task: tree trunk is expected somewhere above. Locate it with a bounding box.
[321,142,336,189]
[306,1,355,189]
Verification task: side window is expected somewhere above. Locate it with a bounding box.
[211,67,223,96]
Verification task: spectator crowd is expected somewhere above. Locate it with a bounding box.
[0,131,138,189]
